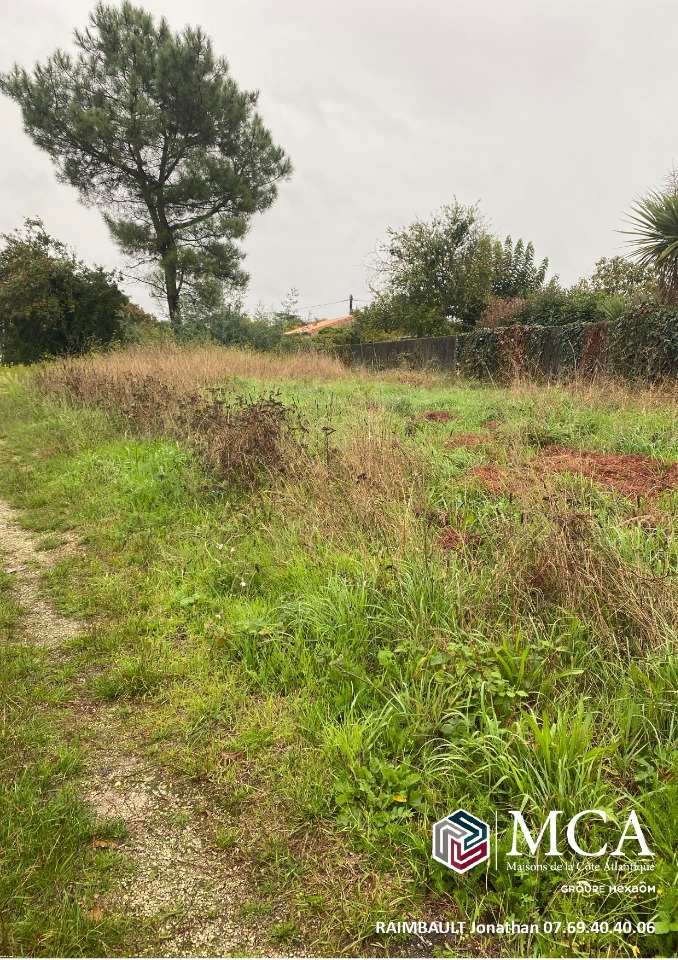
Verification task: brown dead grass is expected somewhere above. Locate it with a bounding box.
[35,351,313,487]
[461,477,678,652]
[276,412,422,550]
[35,346,425,530]
[36,343,353,394]
[413,410,457,423]
[33,344,678,416]
[446,432,495,450]
[508,377,678,424]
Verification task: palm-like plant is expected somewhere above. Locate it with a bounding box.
[624,189,678,305]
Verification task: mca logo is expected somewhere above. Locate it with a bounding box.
[432,809,490,874]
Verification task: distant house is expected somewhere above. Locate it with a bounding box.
[284,314,354,336]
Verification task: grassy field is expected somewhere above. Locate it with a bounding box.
[1,345,677,958]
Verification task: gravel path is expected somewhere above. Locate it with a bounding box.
[0,499,298,957]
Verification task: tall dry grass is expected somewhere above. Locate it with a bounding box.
[36,343,355,394]
[34,342,678,414]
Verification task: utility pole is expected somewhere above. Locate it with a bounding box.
[349,294,353,313]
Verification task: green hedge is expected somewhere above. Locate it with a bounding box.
[338,309,678,381]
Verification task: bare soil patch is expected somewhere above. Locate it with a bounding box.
[467,447,678,500]
[0,501,80,649]
[465,464,519,495]
[437,527,483,551]
[535,445,678,499]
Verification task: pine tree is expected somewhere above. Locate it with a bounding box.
[0,2,292,326]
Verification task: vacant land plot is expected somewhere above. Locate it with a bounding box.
[1,345,677,958]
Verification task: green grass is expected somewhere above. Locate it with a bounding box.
[1,355,677,957]
[0,567,130,956]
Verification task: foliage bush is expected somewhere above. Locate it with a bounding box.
[175,288,307,353]
[511,280,610,327]
[178,305,287,352]
[0,219,162,363]
[0,220,132,364]
[367,202,496,336]
[115,301,168,346]
[582,255,657,300]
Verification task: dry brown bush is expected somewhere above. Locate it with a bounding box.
[478,296,526,328]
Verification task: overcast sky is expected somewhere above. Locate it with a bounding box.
[1,0,676,319]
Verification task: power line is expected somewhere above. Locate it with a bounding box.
[297,297,350,312]
[297,296,370,313]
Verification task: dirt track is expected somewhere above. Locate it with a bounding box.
[0,500,300,958]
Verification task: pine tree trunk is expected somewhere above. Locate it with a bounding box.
[163,248,181,329]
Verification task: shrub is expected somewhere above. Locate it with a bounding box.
[0,219,128,364]
[176,293,299,352]
[183,308,287,352]
[513,281,609,327]
[116,301,167,345]
[366,202,496,336]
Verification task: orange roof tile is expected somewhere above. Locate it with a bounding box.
[284,314,354,335]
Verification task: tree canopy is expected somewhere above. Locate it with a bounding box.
[580,256,656,300]
[365,202,496,337]
[0,2,292,325]
[491,236,548,298]
[359,202,549,339]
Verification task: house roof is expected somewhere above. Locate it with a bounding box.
[284,314,355,335]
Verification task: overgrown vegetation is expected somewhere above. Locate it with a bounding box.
[351,202,550,341]
[1,347,677,957]
[0,219,156,364]
[328,210,664,348]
